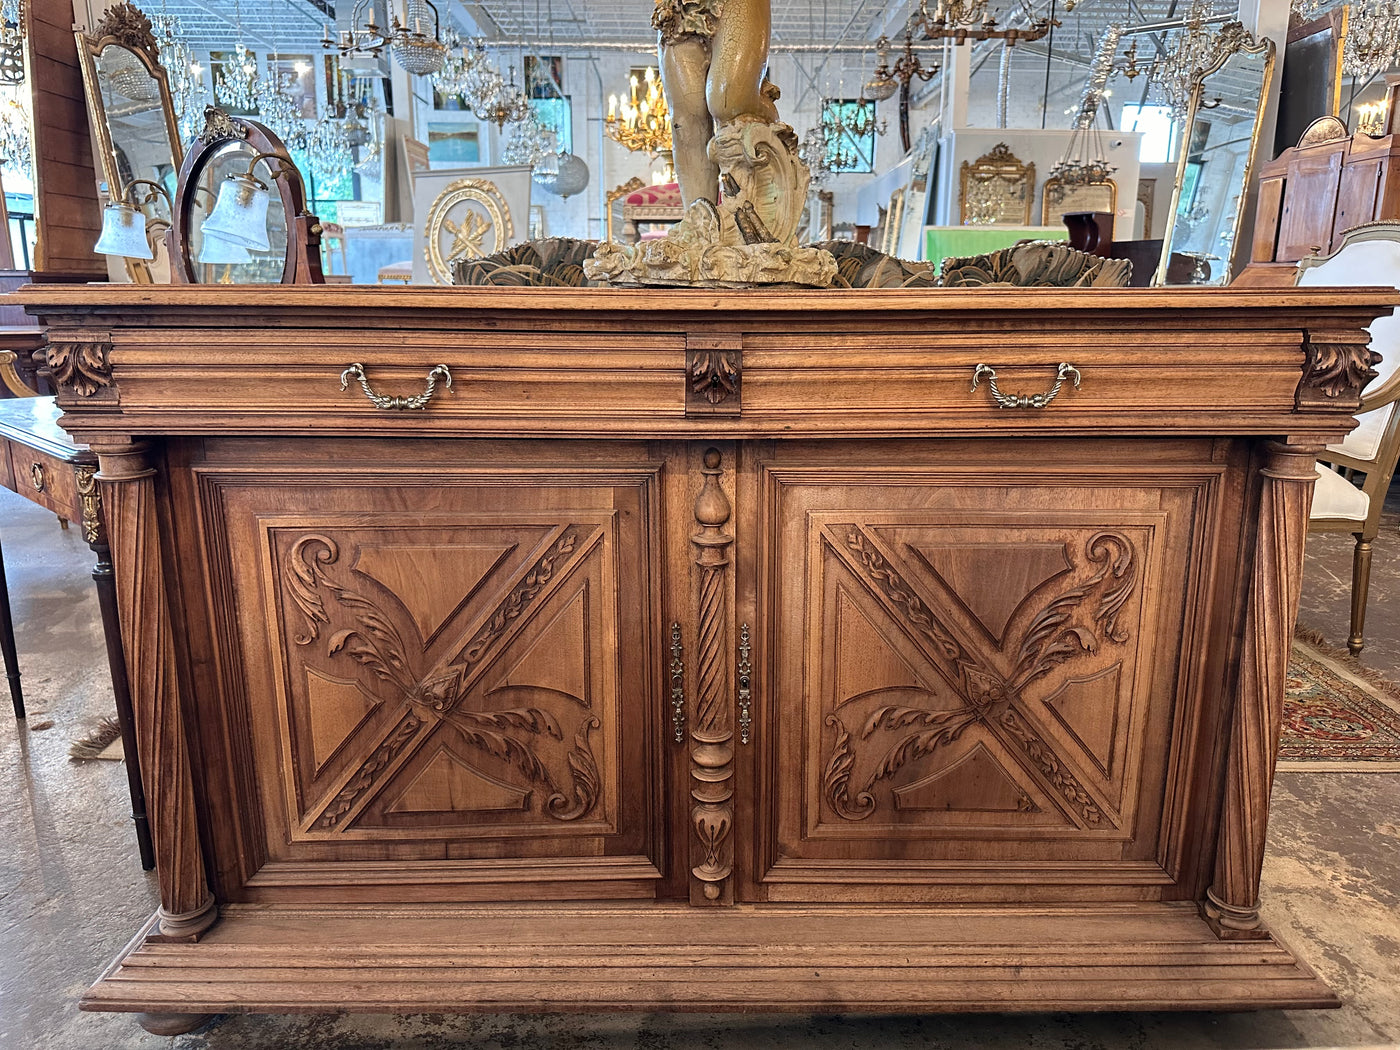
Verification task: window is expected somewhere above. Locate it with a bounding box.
[1121,102,1177,164]
[821,98,878,174]
[531,96,572,154]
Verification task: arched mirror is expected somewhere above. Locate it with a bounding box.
[169,108,323,285]
[76,2,183,282]
[1154,25,1276,286]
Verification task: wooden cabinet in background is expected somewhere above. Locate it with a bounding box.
[1241,99,1400,286]
[20,283,1396,1028]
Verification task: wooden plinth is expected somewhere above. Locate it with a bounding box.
[85,902,1337,1015]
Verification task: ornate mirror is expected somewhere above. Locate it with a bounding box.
[960,143,1034,226]
[1154,25,1276,285]
[169,108,323,285]
[1040,178,1117,226]
[75,2,183,281]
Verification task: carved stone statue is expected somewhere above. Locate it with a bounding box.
[586,0,835,287]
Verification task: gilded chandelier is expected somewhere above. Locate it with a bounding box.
[911,0,1053,46]
[606,67,672,156]
[1048,26,1119,188]
[865,27,939,100]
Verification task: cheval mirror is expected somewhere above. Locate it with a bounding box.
[1154,25,1276,285]
[168,108,324,285]
[75,2,183,282]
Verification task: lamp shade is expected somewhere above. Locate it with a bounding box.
[94,202,155,261]
[197,228,253,265]
[200,174,272,251]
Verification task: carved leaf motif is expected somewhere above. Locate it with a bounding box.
[1013,531,1136,690]
[1301,340,1382,401]
[315,714,424,829]
[288,535,339,645]
[547,715,602,820]
[845,529,965,661]
[286,527,602,828]
[825,526,1134,825]
[998,709,1102,824]
[93,2,158,53]
[456,533,577,675]
[823,714,876,820]
[442,707,563,789]
[867,710,979,787]
[47,341,112,398]
[689,351,739,404]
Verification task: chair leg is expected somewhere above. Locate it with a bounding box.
[1349,533,1373,656]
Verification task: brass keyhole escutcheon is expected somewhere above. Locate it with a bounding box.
[29,462,44,492]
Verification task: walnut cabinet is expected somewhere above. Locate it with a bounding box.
[20,284,1396,1025]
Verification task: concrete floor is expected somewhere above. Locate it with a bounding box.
[1,481,1397,1050]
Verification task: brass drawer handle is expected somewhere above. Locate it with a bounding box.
[670,622,685,743]
[737,623,752,746]
[971,362,1081,409]
[29,462,44,492]
[340,363,452,410]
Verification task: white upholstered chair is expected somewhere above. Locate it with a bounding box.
[1296,222,1400,654]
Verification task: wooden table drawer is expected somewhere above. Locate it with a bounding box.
[6,440,79,519]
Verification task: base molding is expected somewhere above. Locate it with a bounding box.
[83,901,1337,1015]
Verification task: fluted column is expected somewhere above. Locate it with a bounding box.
[1205,441,1320,938]
[94,441,215,940]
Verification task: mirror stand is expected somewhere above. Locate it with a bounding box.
[168,108,324,285]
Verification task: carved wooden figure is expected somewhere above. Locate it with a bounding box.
[20,283,1395,1030]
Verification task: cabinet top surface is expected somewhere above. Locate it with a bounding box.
[17,283,1400,322]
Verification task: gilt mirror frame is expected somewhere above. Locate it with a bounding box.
[1040,178,1118,226]
[1153,24,1277,286]
[960,143,1034,225]
[75,1,184,282]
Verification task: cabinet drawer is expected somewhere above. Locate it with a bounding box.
[7,442,78,519]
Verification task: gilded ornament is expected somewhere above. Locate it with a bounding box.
[92,1,159,56]
[195,104,248,144]
[424,178,513,284]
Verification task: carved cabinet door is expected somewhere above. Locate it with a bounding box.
[195,440,665,902]
[744,442,1230,903]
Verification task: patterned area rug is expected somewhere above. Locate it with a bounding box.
[1279,628,1400,771]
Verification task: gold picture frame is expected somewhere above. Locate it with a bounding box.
[1039,177,1118,225]
[959,143,1034,225]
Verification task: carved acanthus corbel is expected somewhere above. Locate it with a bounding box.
[1297,330,1381,410]
[47,336,113,398]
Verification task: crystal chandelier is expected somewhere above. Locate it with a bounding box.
[823,97,886,140]
[150,7,209,141]
[605,67,672,156]
[473,65,532,130]
[910,0,1053,46]
[306,115,353,183]
[503,113,557,169]
[1146,0,1222,117]
[0,0,25,87]
[0,96,31,179]
[215,43,260,110]
[1342,0,1400,78]
[389,0,447,76]
[257,67,303,145]
[1048,26,1119,188]
[432,33,488,96]
[798,125,835,185]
